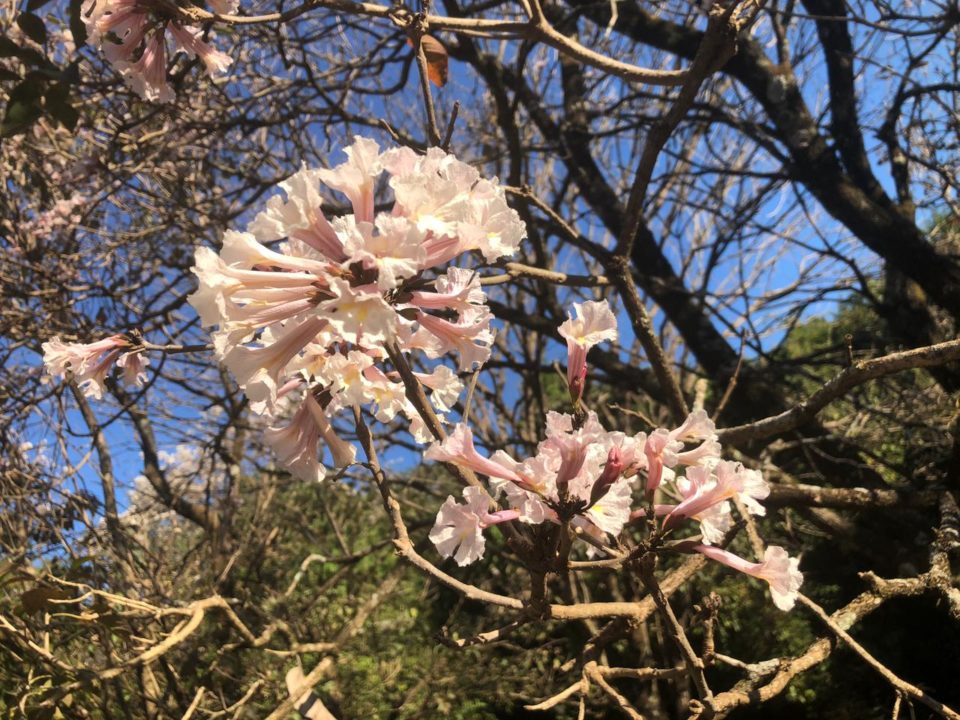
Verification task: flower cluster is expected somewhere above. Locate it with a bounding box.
[83,0,234,102]
[424,299,803,610]
[42,335,150,400]
[189,138,525,481]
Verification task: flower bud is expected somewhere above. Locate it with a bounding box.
[589,446,624,506]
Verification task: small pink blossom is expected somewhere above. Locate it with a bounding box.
[557,299,618,402]
[116,351,151,388]
[429,486,519,566]
[695,544,803,611]
[42,335,132,400]
[118,30,174,103]
[408,267,484,315]
[409,309,494,371]
[414,365,464,413]
[167,23,233,77]
[664,461,769,532]
[248,166,346,261]
[425,424,526,485]
[318,137,382,224]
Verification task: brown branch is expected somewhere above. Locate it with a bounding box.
[797,593,960,720]
[718,339,960,444]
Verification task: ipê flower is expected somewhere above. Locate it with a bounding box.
[695,544,803,611]
[429,486,520,566]
[557,299,618,403]
[83,0,235,104]
[186,137,526,481]
[42,335,140,400]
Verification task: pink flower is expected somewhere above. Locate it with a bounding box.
[557,299,618,402]
[97,2,149,64]
[408,267,485,315]
[223,316,328,415]
[429,486,520,566]
[85,0,234,103]
[425,424,526,485]
[336,214,425,291]
[409,309,494,371]
[248,166,346,262]
[414,365,464,413]
[644,429,682,494]
[383,145,525,265]
[695,545,803,611]
[316,350,375,409]
[317,278,397,345]
[589,446,625,505]
[168,23,232,77]
[318,137,382,224]
[118,30,174,103]
[42,335,132,399]
[361,365,408,422]
[264,392,355,482]
[663,461,768,531]
[116,351,151,388]
[583,478,632,536]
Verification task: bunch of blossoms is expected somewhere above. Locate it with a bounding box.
[82,0,234,102]
[186,138,525,482]
[42,335,151,400]
[425,299,804,611]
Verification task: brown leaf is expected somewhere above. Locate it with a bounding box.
[20,586,70,614]
[407,34,449,88]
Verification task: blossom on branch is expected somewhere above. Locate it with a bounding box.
[186,137,525,480]
[429,486,520,566]
[557,299,618,402]
[695,544,804,611]
[42,335,142,399]
[83,0,234,104]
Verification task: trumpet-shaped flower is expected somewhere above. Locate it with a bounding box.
[118,30,173,103]
[663,461,769,533]
[425,424,525,485]
[696,544,803,611]
[42,335,133,400]
[248,166,346,261]
[429,486,520,566]
[337,214,425,291]
[116,351,151,388]
[318,137,382,224]
[409,309,494,370]
[264,392,355,482]
[223,316,328,415]
[414,365,464,413]
[167,23,232,77]
[557,299,618,401]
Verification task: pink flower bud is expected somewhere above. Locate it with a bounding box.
[589,446,624,506]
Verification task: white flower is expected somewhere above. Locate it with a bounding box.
[318,136,382,223]
[337,214,425,291]
[429,487,489,566]
[318,278,397,345]
[317,350,375,409]
[414,365,464,414]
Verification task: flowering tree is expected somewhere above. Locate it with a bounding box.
[3,0,960,717]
